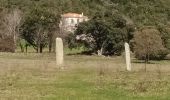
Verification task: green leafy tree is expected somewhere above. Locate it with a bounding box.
[21,6,59,53]
[1,0,170,54]
[158,26,170,51]
[67,11,135,56]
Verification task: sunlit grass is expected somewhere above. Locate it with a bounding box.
[0,51,170,100]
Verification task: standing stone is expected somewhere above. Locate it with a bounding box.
[56,38,64,66]
[125,42,131,71]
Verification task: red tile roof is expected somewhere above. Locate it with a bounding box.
[61,13,87,18]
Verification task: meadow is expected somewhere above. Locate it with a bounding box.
[0,50,170,100]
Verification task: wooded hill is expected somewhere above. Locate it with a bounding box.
[1,0,170,27]
[0,0,170,55]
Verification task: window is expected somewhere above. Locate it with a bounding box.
[77,19,79,23]
[71,19,74,24]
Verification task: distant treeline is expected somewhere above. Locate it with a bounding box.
[0,0,170,58]
[0,0,170,27]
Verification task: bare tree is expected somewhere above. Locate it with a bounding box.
[3,9,22,49]
[0,8,16,52]
[0,8,7,39]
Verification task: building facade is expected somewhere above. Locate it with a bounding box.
[59,13,88,33]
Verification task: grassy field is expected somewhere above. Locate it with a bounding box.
[0,52,170,100]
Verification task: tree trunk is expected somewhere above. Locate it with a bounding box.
[97,47,103,56]
[37,40,40,53]
[36,48,38,53]
[13,37,16,53]
[26,45,28,53]
[52,39,56,53]
[144,54,147,72]
[37,46,40,53]
[20,44,24,52]
[49,40,52,53]
[49,45,52,53]
[40,44,43,53]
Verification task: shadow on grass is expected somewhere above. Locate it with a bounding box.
[164,54,170,60]
[67,51,94,56]
[132,60,157,64]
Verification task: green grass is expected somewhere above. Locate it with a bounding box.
[0,52,170,100]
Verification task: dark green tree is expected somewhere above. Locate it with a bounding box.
[21,6,59,53]
[158,26,170,51]
[67,11,135,56]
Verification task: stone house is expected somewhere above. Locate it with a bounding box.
[59,13,88,33]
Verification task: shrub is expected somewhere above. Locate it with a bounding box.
[0,37,15,52]
[67,12,135,56]
[158,27,170,51]
[134,27,168,61]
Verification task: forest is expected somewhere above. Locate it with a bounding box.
[0,0,170,60]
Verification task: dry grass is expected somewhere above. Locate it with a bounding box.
[0,52,170,100]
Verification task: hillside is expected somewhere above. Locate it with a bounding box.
[0,0,170,52]
[0,0,170,28]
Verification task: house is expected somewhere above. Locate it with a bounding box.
[59,13,88,33]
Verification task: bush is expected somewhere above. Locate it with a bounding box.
[67,12,135,56]
[134,27,168,61]
[158,27,170,50]
[0,37,15,52]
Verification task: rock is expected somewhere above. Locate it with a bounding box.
[125,42,131,71]
[56,38,64,67]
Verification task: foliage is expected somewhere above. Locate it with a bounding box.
[158,26,170,50]
[20,6,59,53]
[1,0,170,53]
[18,38,30,53]
[0,37,15,52]
[1,0,170,27]
[134,27,168,61]
[67,12,135,56]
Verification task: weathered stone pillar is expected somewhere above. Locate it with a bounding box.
[56,38,64,66]
[125,42,131,71]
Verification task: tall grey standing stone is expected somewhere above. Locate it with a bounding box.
[125,42,131,71]
[56,38,64,66]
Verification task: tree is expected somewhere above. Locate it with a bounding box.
[67,11,135,56]
[0,37,15,52]
[158,26,170,51]
[19,38,30,53]
[134,27,168,62]
[21,6,59,53]
[0,8,5,38]
[2,9,22,50]
[0,8,22,52]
